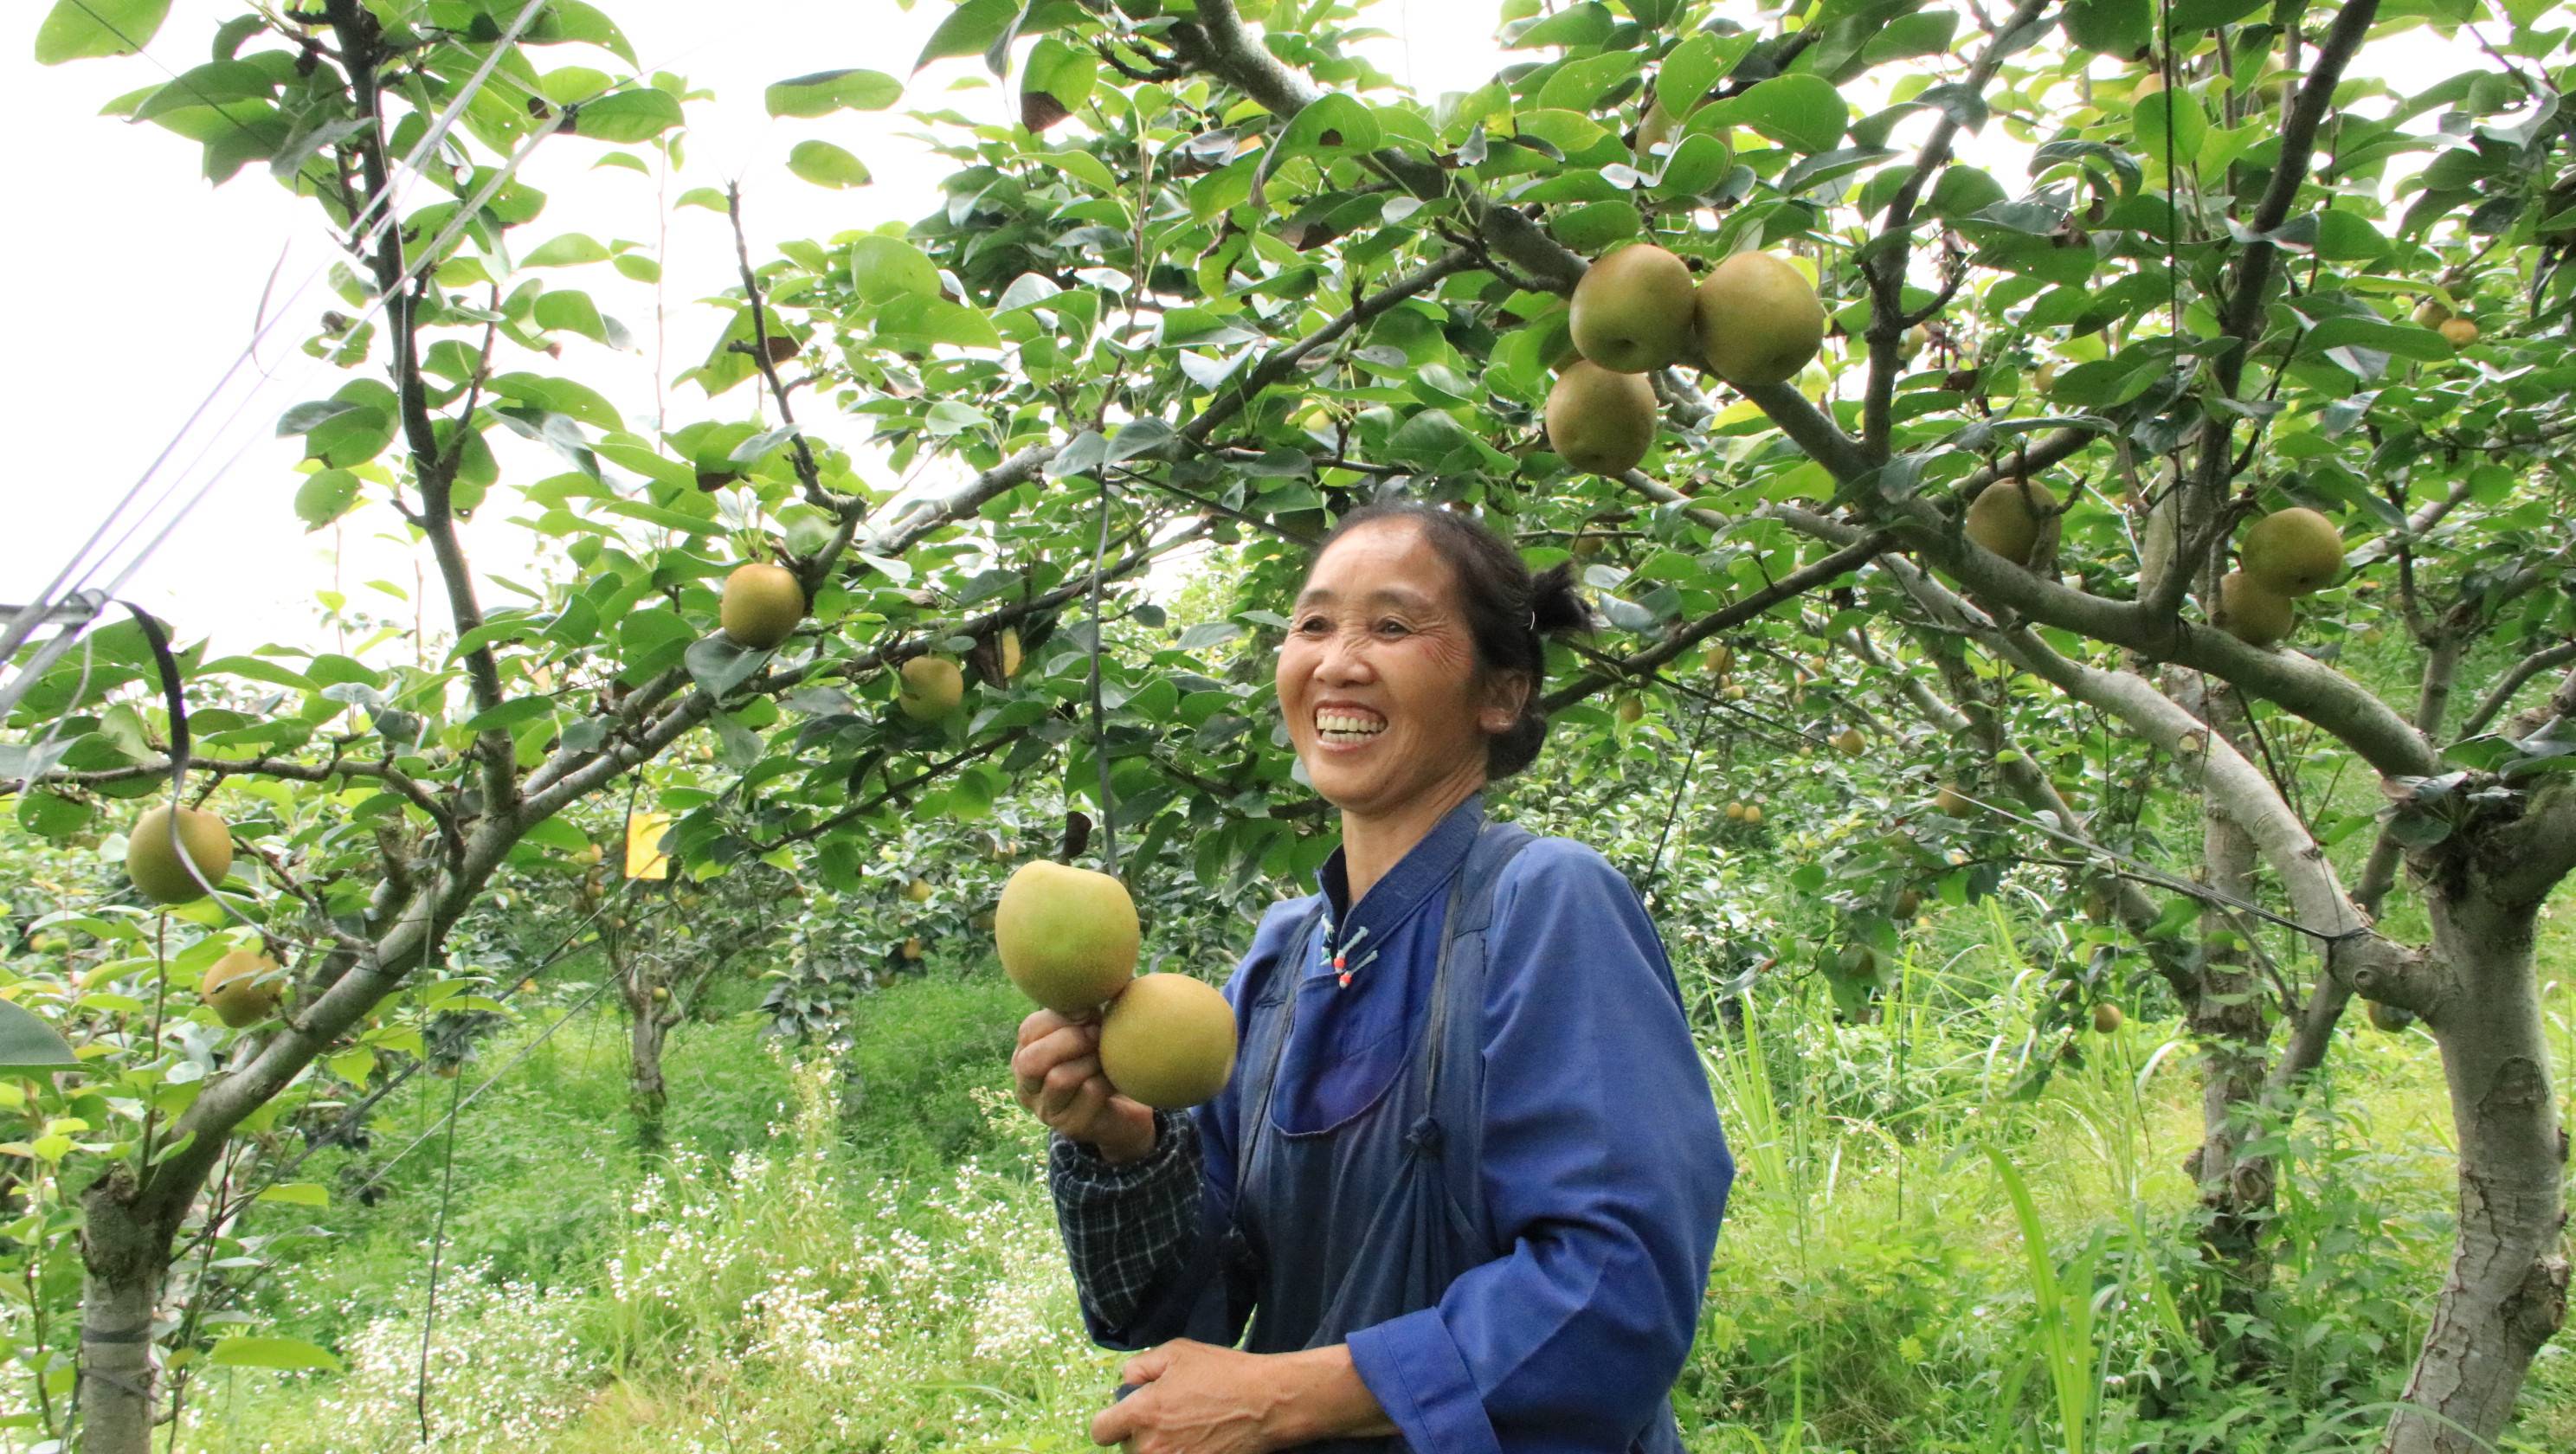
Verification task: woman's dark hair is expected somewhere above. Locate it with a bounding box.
[1307,503,1593,780]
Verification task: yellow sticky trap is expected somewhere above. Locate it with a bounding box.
[624,812,672,880]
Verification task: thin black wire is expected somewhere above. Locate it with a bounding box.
[1085,477,1120,873]
[414,1065,466,1442]
[1638,692,1716,903]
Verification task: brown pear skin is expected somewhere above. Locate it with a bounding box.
[720,563,804,650]
[897,655,965,720]
[203,949,283,1029]
[2214,570,2295,648]
[1694,252,1826,387]
[126,805,234,905]
[1544,362,1658,477]
[2237,508,2343,595]
[1964,479,2057,566]
[1098,973,1238,1110]
[1570,244,1698,374]
[995,860,1138,1013]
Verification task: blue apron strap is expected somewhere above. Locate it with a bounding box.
[1228,898,1329,1219]
[1413,821,1534,1258]
[1420,821,1533,1110]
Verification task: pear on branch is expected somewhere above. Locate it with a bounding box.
[1569,243,1697,374]
[2213,570,2296,648]
[1694,252,1826,387]
[1545,361,1658,476]
[2237,508,2344,595]
[1964,479,2059,569]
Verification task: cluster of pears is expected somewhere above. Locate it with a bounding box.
[995,860,1237,1110]
[2212,507,2344,648]
[125,804,282,1027]
[1546,244,1826,478]
[2412,298,2480,349]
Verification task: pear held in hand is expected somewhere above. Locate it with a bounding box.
[1099,973,1238,1109]
[995,860,1140,1013]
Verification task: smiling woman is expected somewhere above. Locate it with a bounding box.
[1009,503,1735,1453]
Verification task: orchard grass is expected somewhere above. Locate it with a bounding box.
[158,917,2573,1454]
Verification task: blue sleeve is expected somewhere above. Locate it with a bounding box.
[1346,840,1733,1451]
[1079,895,1316,1350]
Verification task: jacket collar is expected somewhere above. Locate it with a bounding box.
[1312,794,1487,971]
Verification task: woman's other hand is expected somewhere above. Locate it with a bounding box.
[1012,1008,1156,1161]
[1089,1340,1283,1454]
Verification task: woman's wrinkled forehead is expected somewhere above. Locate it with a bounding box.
[1297,518,1459,611]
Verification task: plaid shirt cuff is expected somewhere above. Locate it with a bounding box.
[1048,1109,1203,1332]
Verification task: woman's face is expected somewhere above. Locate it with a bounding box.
[1277,521,1524,819]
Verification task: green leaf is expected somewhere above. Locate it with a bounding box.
[523,233,610,267]
[33,0,171,64]
[254,1182,330,1207]
[1278,93,1382,158]
[1551,200,1642,250]
[1651,132,1732,197]
[534,289,609,341]
[1656,32,1754,118]
[875,295,999,349]
[1698,74,1846,154]
[458,697,556,733]
[1863,11,1958,64]
[1021,38,1096,118]
[2130,90,2206,168]
[1537,52,1644,113]
[2060,0,2152,55]
[2299,318,2454,364]
[915,0,1018,73]
[2169,0,2266,30]
[208,1337,343,1374]
[1512,1,1618,49]
[293,469,362,531]
[570,90,683,143]
[787,139,872,189]
[686,634,767,697]
[0,1000,81,1074]
[765,68,902,118]
[132,61,274,122]
[849,235,943,302]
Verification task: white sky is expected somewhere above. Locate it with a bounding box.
[0,0,1510,666]
[0,1,2479,668]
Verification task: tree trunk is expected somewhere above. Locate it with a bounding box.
[628,995,670,1150]
[75,1169,171,1454]
[2187,688,2278,1308]
[2383,885,2570,1453]
[610,928,670,1149]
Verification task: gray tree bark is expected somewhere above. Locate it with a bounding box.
[2382,879,2571,1452]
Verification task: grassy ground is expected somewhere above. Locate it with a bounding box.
[166,897,2575,1454]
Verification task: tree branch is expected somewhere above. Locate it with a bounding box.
[1859,0,2051,459]
[2461,640,2576,737]
[1540,527,1897,711]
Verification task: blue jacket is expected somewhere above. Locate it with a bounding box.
[1047,797,1733,1451]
